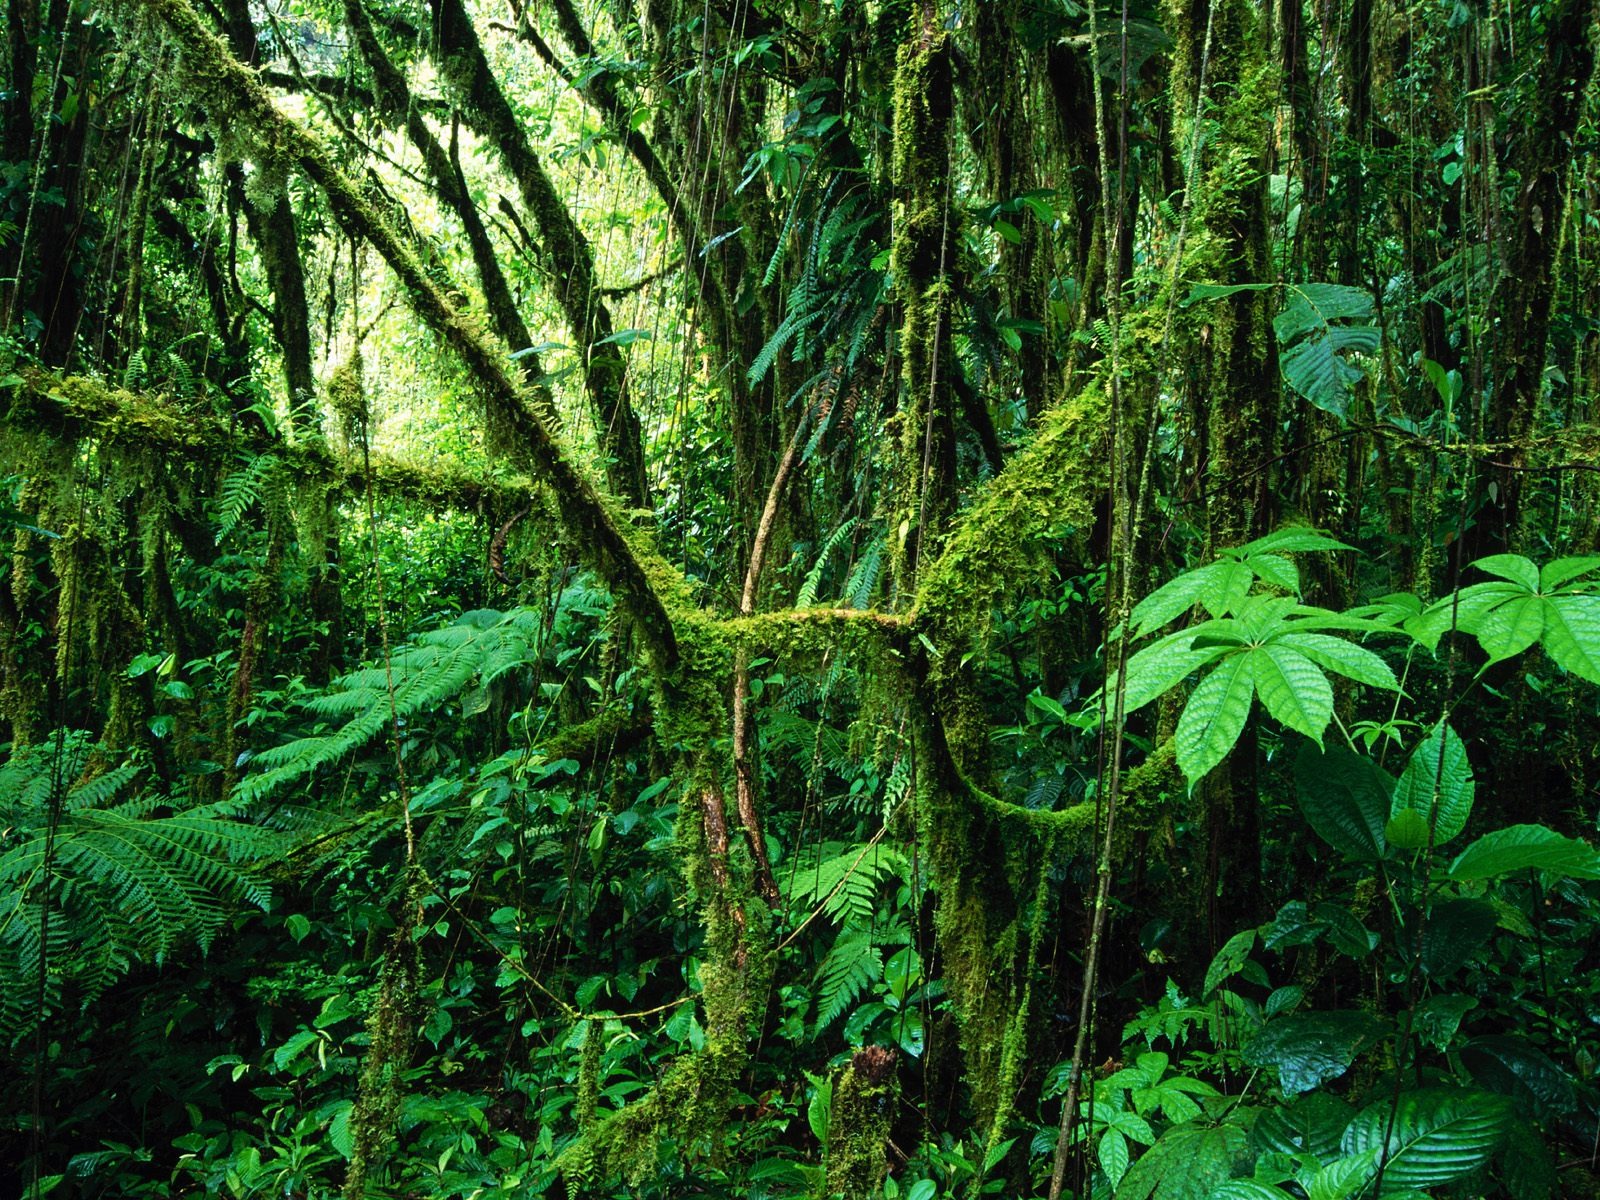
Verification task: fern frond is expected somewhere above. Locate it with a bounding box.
[814,925,882,1030]
[0,739,281,1043]
[236,607,540,803]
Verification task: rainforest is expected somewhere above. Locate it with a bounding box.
[3,0,1600,1195]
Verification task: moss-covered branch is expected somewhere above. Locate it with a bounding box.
[3,369,541,514]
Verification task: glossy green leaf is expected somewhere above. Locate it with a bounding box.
[1132,563,1238,635]
[1389,723,1474,849]
[1100,1128,1131,1188]
[1114,635,1230,715]
[1251,1092,1355,1163]
[1252,646,1333,742]
[1471,553,1539,590]
[1419,898,1498,977]
[1305,1148,1380,1200]
[1411,993,1476,1051]
[1475,595,1546,662]
[1273,632,1399,690]
[1244,1010,1384,1097]
[1541,594,1600,683]
[1539,555,1600,590]
[1340,1088,1510,1193]
[1459,1036,1577,1118]
[1175,652,1256,784]
[1294,742,1392,861]
[1246,552,1300,594]
[1115,1123,1245,1200]
[1447,823,1600,881]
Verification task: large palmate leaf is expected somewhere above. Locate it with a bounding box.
[1408,554,1600,681]
[1340,1089,1511,1193]
[1387,723,1474,850]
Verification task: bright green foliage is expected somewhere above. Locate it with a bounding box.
[1408,555,1600,681]
[0,735,279,1037]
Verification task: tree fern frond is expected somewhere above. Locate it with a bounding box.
[0,738,281,1043]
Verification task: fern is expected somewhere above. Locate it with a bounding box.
[843,537,884,609]
[237,607,547,803]
[785,840,912,926]
[814,925,882,1030]
[797,518,858,608]
[216,450,284,542]
[0,735,280,1040]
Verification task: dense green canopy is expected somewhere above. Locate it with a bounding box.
[2,0,1598,1195]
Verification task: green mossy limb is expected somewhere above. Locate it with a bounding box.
[825,1046,897,1199]
[913,382,1109,647]
[890,12,957,591]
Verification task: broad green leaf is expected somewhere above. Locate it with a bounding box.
[1473,594,1545,662]
[1115,1122,1245,1200]
[1252,1093,1355,1163]
[1100,1128,1131,1188]
[1346,592,1423,627]
[1540,555,1600,591]
[1238,527,1354,556]
[328,1101,355,1158]
[1305,1148,1380,1200]
[1471,553,1539,590]
[1204,929,1257,997]
[1411,994,1476,1051]
[1340,1088,1511,1193]
[1239,595,1302,640]
[1246,552,1300,594]
[1252,646,1333,742]
[1406,582,1525,650]
[1115,636,1231,715]
[1280,326,1380,418]
[1199,560,1256,617]
[1243,1010,1384,1097]
[1389,723,1474,849]
[1132,563,1231,635]
[1213,1183,1295,1200]
[1541,594,1600,683]
[1265,985,1304,1017]
[1175,652,1256,784]
[1186,282,1273,304]
[1447,823,1600,881]
[1273,632,1399,690]
[1459,1036,1577,1119]
[1312,901,1379,958]
[1294,742,1392,862]
[1418,898,1498,977]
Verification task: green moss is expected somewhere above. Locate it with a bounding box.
[825,1046,897,1199]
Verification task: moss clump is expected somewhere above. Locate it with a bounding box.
[826,1046,897,1199]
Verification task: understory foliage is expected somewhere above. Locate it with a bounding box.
[1,0,1599,1196]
